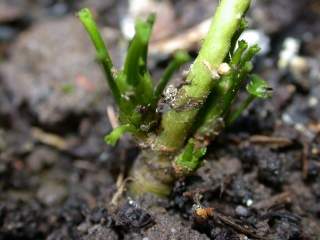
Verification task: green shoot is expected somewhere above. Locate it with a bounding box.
[174,139,207,176]
[226,74,272,125]
[78,0,271,197]
[78,9,121,105]
[104,124,137,146]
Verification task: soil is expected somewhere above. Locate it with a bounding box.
[0,0,320,239]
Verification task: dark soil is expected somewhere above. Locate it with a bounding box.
[0,0,319,239]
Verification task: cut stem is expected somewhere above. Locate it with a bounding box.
[156,0,251,151]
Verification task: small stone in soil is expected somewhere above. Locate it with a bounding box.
[37,182,67,206]
[257,149,285,187]
[230,177,254,206]
[116,202,154,229]
[89,207,113,227]
[235,205,250,218]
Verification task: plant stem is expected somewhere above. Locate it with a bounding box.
[193,73,235,142]
[78,9,121,105]
[129,150,174,197]
[156,0,251,151]
[154,51,191,103]
[130,0,251,197]
[226,94,255,125]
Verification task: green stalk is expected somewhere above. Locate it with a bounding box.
[193,44,260,142]
[78,9,121,106]
[156,0,251,151]
[130,0,252,197]
[192,72,235,142]
[78,0,257,197]
[104,124,137,146]
[226,73,272,125]
[153,51,191,103]
[226,94,255,125]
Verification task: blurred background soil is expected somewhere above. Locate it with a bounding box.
[0,0,319,239]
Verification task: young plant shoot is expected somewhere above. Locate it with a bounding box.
[78,0,271,197]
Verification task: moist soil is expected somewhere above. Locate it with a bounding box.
[0,0,319,239]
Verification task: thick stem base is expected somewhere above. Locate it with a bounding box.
[129,150,176,197]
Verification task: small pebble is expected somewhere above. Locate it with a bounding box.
[308,97,318,107]
[37,182,67,206]
[77,222,91,233]
[171,228,177,233]
[116,202,153,228]
[246,199,253,207]
[235,205,250,217]
[278,37,300,69]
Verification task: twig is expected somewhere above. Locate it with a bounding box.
[249,135,292,147]
[31,127,68,150]
[251,192,292,210]
[106,105,119,129]
[215,212,267,240]
[193,204,267,240]
[110,177,134,207]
